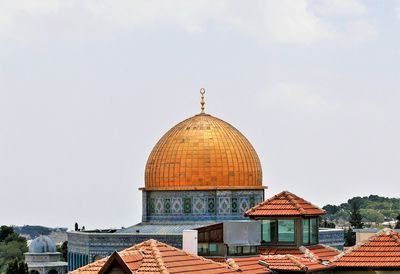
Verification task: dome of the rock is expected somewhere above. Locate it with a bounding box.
[144,113,263,191]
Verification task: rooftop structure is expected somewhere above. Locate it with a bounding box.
[245,191,325,217]
[69,239,250,274]
[245,191,326,247]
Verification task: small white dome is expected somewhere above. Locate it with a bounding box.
[29,235,56,253]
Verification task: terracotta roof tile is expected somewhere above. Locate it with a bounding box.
[69,239,239,274]
[333,228,400,269]
[260,255,332,272]
[226,257,271,273]
[258,244,339,262]
[245,191,325,217]
[226,255,331,273]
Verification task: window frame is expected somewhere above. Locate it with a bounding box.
[261,218,297,246]
[302,217,319,245]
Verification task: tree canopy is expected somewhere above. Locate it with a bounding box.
[0,226,28,274]
[323,195,400,225]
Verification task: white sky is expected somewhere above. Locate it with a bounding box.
[0,0,399,230]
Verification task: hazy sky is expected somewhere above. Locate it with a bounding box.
[1,0,399,230]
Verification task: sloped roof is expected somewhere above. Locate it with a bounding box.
[259,245,340,262]
[69,239,240,274]
[226,257,270,274]
[245,191,325,217]
[333,228,400,269]
[260,255,332,272]
[226,255,332,273]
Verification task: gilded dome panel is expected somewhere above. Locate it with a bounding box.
[143,113,264,190]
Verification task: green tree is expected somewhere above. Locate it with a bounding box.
[360,209,385,223]
[323,204,339,215]
[57,241,68,261]
[349,201,364,229]
[5,259,28,274]
[0,226,28,273]
[344,227,356,246]
[0,226,14,242]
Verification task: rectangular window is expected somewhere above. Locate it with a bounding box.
[209,243,218,255]
[227,246,257,256]
[303,219,310,245]
[197,243,208,255]
[261,220,276,243]
[310,218,318,244]
[302,218,318,245]
[278,219,295,242]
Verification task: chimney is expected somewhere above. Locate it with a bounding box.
[182,230,198,255]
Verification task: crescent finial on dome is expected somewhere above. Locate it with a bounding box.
[200,88,205,114]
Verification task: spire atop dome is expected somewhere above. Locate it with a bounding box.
[200,88,205,113]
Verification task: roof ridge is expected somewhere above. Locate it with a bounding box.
[383,228,400,244]
[286,254,308,271]
[299,246,319,262]
[261,254,307,271]
[318,244,340,254]
[245,191,287,215]
[226,258,240,270]
[285,192,306,214]
[149,240,169,274]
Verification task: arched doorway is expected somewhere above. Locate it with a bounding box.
[47,270,58,274]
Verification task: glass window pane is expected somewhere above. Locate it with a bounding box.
[228,246,237,256]
[243,246,250,254]
[262,220,276,243]
[209,243,218,254]
[278,219,295,242]
[310,218,318,244]
[303,219,310,245]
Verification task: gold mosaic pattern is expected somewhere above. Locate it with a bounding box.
[144,113,264,190]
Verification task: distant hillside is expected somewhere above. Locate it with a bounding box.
[323,195,400,225]
[13,225,67,239]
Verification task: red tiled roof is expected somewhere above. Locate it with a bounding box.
[259,245,340,262]
[226,255,331,273]
[304,245,340,261]
[70,239,239,274]
[333,228,400,269]
[260,255,332,272]
[245,191,325,217]
[226,257,271,274]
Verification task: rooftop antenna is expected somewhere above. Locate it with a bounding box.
[200,88,205,114]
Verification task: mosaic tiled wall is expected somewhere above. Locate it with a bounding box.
[67,232,182,271]
[142,190,264,222]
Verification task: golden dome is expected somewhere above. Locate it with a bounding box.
[143,113,264,191]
